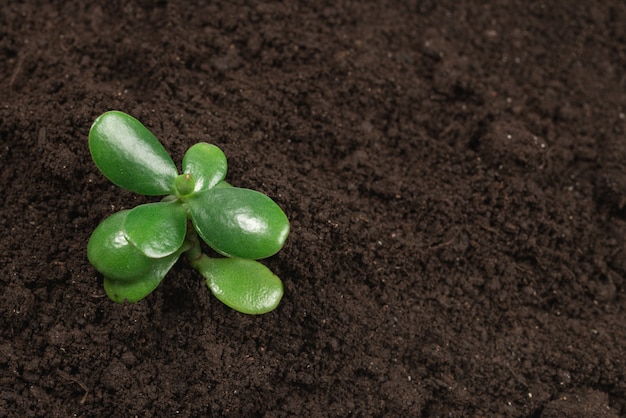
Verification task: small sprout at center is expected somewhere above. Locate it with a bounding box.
[175,173,195,197]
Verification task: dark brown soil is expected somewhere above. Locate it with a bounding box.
[2,1,626,416]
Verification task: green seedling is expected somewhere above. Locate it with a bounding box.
[87,111,289,314]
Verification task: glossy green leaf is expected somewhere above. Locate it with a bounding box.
[197,257,283,314]
[123,201,188,258]
[187,187,290,259]
[103,249,183,303]
[182,143,227,192]
[87,210,155,281]
[89,111,178,195]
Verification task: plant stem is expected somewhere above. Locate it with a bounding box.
[184,222,203,263]
[183,224,219,286]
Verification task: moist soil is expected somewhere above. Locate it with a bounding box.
[2,1,626,417]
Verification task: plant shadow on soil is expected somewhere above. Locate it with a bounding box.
[1,1,626,417]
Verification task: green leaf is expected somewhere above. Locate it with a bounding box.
[103,249,183,303]
[89,208,186,303]
[87,210,155,281]
[182,143,227,192]
[198,257,283,314]
[123,201,188,258]
[187,187,290,259]
[89,111,178,195]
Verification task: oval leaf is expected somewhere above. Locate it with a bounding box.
[198,257,283,314]
[89,111,178,195]
[103,249,183,303]
[123,201,188,258]
[87,210,155,281]
[182,143,227,192]
[187,187,290,259]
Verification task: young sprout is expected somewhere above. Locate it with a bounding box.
[87,111,289,314]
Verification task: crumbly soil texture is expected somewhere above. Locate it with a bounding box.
[2,1,626,417]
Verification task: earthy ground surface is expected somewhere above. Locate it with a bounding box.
[2,1,626,416]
